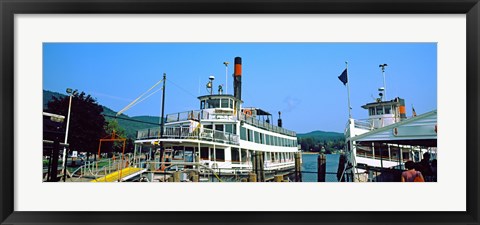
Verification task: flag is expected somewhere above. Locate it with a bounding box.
[338,68,348,85]
[412,106,417,117]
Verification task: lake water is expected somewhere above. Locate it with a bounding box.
[301,153,340,182]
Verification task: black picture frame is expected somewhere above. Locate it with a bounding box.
[1,0,479,224]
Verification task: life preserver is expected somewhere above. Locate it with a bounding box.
[244,109,252,117]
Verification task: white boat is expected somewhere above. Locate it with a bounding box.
[339,92,437,182]
[134,57,300,182]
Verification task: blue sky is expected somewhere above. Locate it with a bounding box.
[43,43,437,133]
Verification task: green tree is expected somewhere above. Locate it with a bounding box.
[103,119,128,153]
[46,92,106,159]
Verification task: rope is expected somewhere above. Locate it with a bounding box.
[167,78,198,99]
[116,79,163,116]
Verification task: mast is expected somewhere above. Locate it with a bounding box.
[159,73,166,162]
[345,61,352,119]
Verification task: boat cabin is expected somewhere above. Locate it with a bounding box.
[198,94,243,115]
[361,97,407,129]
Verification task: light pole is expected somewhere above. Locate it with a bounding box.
[62,88,77,181]
[379,64,388,101]
[223,62,229,95]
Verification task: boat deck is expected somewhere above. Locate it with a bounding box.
[91,167,146,182]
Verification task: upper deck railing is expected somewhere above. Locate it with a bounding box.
[165,110,296,137]
[238,113,296,137]
[137,126,240,145]
[347,116,403,133]
[353,119,374,130]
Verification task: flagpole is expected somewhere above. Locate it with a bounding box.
[345,61,352,119]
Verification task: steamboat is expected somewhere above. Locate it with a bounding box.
[134,57,300,182]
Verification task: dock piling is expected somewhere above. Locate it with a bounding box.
[294,152,302,182]
[318,153,326,182]
[173,171,181,182]
[248,173,257,182]
[274,175,283,182]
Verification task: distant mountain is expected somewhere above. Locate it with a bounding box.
[43,90,159,139]
[43,90,65,109]
[297,130,345,153]
[297,130,344,141]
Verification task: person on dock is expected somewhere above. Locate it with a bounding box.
[431,159,437,182]
[401,161,424,182]
[419,153,433,181]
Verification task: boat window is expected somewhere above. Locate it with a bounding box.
[376,106,384,115]
[229,99,234,109]
[225,124,233,133]
[241,149,248,162]
[215,124,224,131]
[265,134,270,145]
[210,148,215,161]
[384,105,392,114]
[221,98,229,108]
[204,124,213,130]
[247,129,253,142]
[200,147,209,160]
[369,107,375,116]
[240,127,247,140]
[173,149,184,160]
[231,148,240,163]
[215,149,225,161]
[200,100,205,109]
[254,131,260,143]
[207,99,220,108]
[184,147,194,162]
[260,133,264,144]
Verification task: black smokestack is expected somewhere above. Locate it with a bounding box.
[233,57,242,101]
[278,111,282,127]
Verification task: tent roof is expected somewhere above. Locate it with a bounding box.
[351,110,437,147]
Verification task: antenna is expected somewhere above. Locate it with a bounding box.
[223,61,229,94]
[379,63,388,101]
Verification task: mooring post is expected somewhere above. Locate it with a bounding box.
[48,138,60,182]
[192,175,199,182]
[336,154,347,182]
[249,173,257,182]
[274,175,283,182]
[294,152,302,182]
[256,152,265,182]
[318,153,326,182]
[173,171,181,182]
